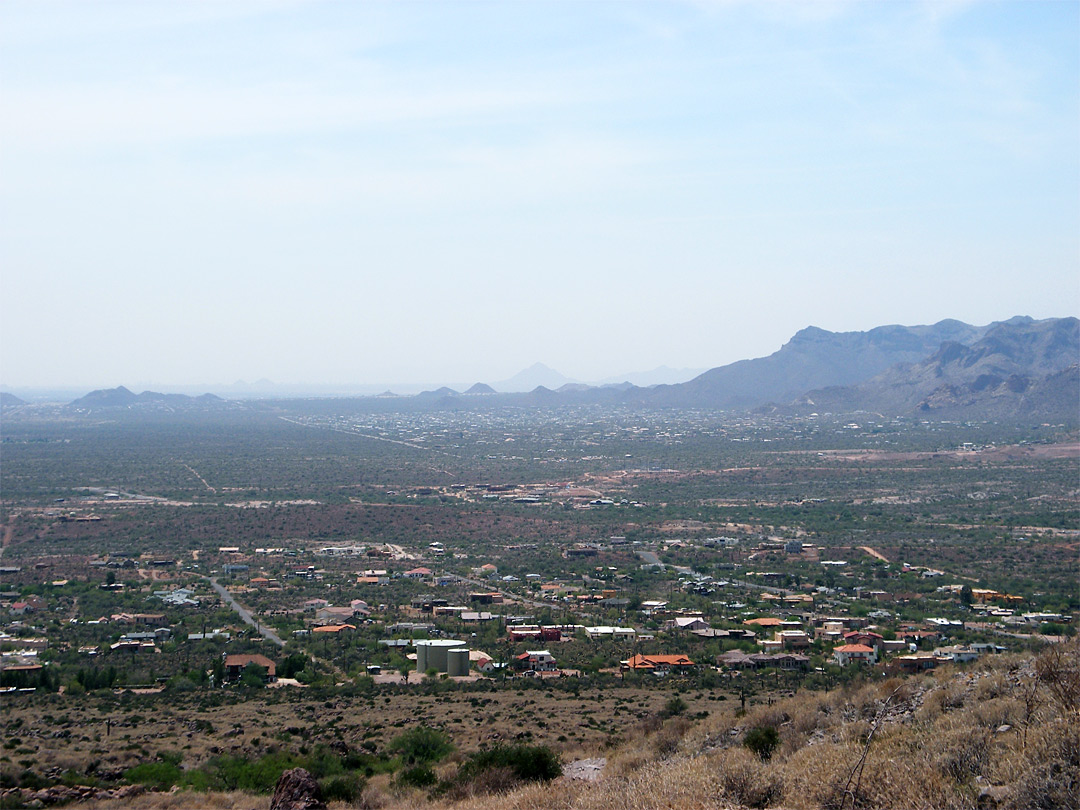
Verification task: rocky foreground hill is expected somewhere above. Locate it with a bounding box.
[408,642,1077,810]
[27,640,1076,810]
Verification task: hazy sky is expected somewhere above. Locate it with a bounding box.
[2,0,1077,390]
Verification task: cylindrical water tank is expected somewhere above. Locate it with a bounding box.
[415,643,429,672]
[429,641,457,671]
[447,648,470,677]
[415,639,467,672]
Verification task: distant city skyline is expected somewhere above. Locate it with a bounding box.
[2,1,1077,389]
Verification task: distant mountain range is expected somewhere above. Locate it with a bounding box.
[0,392,27,409]
[492,362,576,392]
[643,318,990,410]
[488,362,707,391]
[14,315,1077,421]
[789,316,1079,418]
[68,386,228,413]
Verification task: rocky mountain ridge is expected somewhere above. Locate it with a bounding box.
[47,316,1079,421]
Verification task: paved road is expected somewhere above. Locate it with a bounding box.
[206,577,285,647]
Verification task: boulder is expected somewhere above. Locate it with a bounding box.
[270,767,326,810]
[977,785,1010,808]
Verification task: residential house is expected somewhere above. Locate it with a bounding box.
[843,630,885,650]
[411,596,449,613]
[775,630,811,650]
[621,653,695,674]
[188,629,230,641]
[155,589,197,607]
[892,652,940,674]
[316,606,358,624]
[933,645,982,663]
[514,650,557,672]
[815,621,847,643]
[224,653,277,683]
[110,640,156,654]
[584,626,637,640]
[311,624,355,635]
[718,650,810,671]
[744,617,784,630]
[832,644,877,666]
[667,616,709,632]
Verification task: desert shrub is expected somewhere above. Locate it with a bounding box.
[1035,637,1080,715]
[201,752,302,793]
[743,725,780,761]
[712,746,782,809]
[996,716,1080,799]
[662,695,687,717]
[1006,760,1080,810]
[974,672,1008,701]
[395,764,437,788]
[780,742,859,810]
[387,726,453,765]
[320,771,366,803]
[939,682,967,711]
[165,675,197,692]
[439,765,519,801]
[455,743,561,788]
[653,716,692,757]
[971,696,1021,729]
[789,696,828,736]
[17,769,51,790]
[933,726,990,783]
[124,760,183,791]
[605,749,651,779]
[744,704,789,730]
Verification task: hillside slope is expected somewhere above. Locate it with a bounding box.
[794,316,1079,418]
[644,319,988,410]
[388,643,1077,810]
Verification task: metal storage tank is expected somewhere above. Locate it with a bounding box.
[446,648,470,677]
[414,639,466,672]
[415,642,429,672]
[428,639,466,672]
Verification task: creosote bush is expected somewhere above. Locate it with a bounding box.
[743,725,780,761]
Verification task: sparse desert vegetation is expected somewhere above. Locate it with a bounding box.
[1,404,1075,809]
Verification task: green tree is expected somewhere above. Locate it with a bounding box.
[239,664,267,688]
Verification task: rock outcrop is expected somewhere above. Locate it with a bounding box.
[270,767,326,810]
